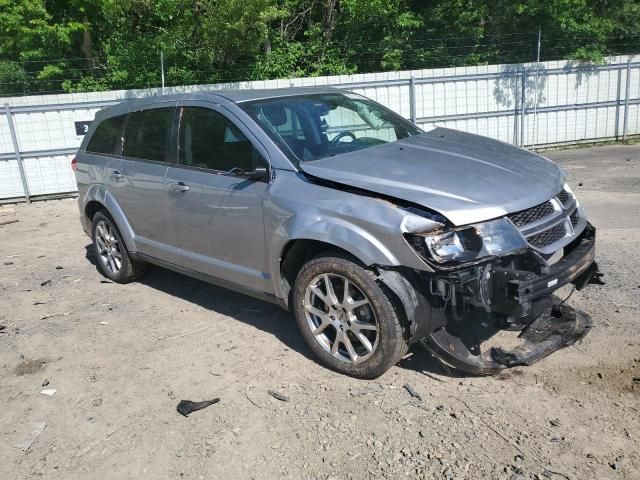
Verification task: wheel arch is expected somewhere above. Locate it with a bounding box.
[82,185,136,253]
[277,238,367,309]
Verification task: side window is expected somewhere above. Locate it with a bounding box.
[179,107,256,172]
[122,107,173,162]
[253,103,314,160]
[86,115,126,155]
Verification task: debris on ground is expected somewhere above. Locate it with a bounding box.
[40,279,51,287]
[39,311,72,320]
[176,398,220,417]
[42,379,49,387]
[609,455,625,470]
[13,422,46,452]
[40,389,57,396]
[267,389,290,402]
[403,383,422,401]
[0,219,19,226]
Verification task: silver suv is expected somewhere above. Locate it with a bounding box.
[74,88,600,378]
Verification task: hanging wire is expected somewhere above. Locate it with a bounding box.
[1,33,638,95]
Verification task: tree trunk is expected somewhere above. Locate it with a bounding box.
[322,0,339,41]
[80,25,93,68]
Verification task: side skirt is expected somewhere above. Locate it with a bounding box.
[135,253,287,309]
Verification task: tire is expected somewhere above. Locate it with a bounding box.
[91,210,146,283]
[292,253,409,379]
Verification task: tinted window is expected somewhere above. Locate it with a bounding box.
[86,115,125,155]
[122,108,173,162]
[179,107,255,172]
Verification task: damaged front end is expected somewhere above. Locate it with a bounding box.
[381,196,602,375]
[424,224,599,374]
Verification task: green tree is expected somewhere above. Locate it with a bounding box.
[0,0,88,94]
[1,0,639,95]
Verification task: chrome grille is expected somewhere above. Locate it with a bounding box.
[507,188,581,252]
[528,224,566,248]
[570,208,580,226]
[556,189,571,207]
[507,201,555,228]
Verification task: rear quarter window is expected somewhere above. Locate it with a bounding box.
[86,115,126,155]
[122,108,173,162]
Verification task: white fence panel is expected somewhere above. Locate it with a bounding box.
[0,158,25,199]
[0,54,638,201]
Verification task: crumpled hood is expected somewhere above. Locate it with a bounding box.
[299,128,564,226]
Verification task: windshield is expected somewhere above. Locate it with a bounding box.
[240,93,421,163]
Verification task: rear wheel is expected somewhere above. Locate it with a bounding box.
[292,254,408,379]
[91,211,145,283]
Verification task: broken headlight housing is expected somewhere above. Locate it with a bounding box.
[406,218,527,265]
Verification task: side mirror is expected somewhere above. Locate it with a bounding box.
[250,165,268,180]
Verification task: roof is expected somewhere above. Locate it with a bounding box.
[95,86,347,120]
[200,85,345,103]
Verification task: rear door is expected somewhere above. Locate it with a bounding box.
[106,103,179,261]
[165,104,271,292]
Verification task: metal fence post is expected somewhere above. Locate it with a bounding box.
[614,65,623,140]
[520,68,527,147]
[4,104,31,203]
[409,76,417,124]
[531,29,542,149]
[622,57,632,142]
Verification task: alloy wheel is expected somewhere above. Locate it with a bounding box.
[303,273,379,363]
[95,220,122,275]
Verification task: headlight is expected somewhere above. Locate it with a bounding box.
[405,218,527,265]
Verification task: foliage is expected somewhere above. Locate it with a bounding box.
[0,0,639,95]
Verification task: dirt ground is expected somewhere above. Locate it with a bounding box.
[1,143,639,480]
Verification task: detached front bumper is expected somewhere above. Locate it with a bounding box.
[381,223,600,375]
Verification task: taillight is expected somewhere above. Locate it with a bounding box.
[71,157,77,171]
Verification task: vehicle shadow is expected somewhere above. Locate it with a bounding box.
[84,244,315,362]
[84,244,467,378]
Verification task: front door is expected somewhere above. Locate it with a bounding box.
[166,105,271,292]
[106,104,178,261]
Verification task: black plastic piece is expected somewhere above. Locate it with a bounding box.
[423,304,592,375]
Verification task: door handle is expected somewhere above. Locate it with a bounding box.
[110,170,124,182]
[168,182,190,192]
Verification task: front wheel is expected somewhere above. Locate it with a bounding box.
[292,254,408,379]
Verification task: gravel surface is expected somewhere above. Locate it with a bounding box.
[1,143,639,480]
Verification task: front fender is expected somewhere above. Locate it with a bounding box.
[276,214,401,265]
[268,213,404,301]
[82,185,137,254]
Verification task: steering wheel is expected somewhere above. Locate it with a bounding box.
[329,131,357,147]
